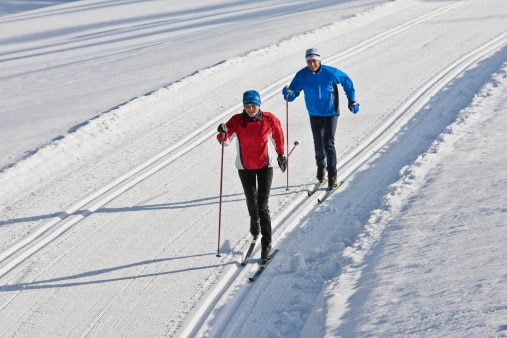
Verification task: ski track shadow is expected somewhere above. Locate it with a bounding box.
[0,192,246,227]
[498,324,507,332]
[0,252,235,292]
[0,182,307,228]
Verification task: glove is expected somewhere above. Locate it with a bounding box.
[348,101,360,114]
[217,123,228,134]
[277,153,287,173]
[282,86,296,102]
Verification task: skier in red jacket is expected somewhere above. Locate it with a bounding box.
[217,90,286,263]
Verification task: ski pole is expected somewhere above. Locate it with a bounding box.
[217,135,225,257]
[285,140,299,191]
[287,141,299,158]
[285,95,290,190]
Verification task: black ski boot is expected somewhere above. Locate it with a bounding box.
[328,176,337,190]
[317,166,326,183]
[261,244,272,264]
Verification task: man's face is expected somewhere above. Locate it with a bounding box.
[306,59,321,72]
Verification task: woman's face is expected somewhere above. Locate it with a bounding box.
[244,103,259,117]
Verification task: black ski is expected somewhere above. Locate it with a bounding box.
[248,249,279,282]
[307,179,327,196]
[317,180,344,203]
[241,237,257,265]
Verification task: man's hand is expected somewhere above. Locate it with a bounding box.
[348,101,360,114]
[282,86,296,102]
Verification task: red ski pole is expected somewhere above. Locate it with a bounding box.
[285,141,299,191]
[217,136,225,257]
[287,141,299,158]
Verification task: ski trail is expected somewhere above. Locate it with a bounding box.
[180,1,507,336]
[3,0,503,335]
[0,0,473,280]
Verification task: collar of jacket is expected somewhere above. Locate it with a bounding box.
[241,110,263,121]
[311,65,322,74]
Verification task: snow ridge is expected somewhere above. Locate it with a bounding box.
[322,61,507,337]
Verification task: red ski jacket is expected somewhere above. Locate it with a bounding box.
[217,111,285,170]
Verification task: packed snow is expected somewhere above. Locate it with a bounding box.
[0,0,506,337]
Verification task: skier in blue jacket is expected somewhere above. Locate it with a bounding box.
[283,48,359,189]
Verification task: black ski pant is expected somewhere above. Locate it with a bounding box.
[238,167,273,247]
[309,114,338,177]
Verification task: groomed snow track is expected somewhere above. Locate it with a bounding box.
[1,0,506,336]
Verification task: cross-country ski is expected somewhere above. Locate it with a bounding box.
[248,249,279,282]
[307,179,328,196]
[241,238,257,265]
[318,180,344,203]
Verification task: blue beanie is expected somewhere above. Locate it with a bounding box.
[243,90,261,106]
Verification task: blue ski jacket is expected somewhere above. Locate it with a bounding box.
[288,64,355,117]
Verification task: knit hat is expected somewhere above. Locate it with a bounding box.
[243,90,261,106]
[305,48,321,61]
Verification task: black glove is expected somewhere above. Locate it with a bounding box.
[277,153,287,173]
[217,123,228,134]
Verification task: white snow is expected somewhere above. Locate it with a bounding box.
[0,0,506,337]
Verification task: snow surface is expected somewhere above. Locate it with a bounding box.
[0,0,506,337]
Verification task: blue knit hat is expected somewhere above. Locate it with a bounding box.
[243,90,261,106]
